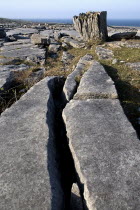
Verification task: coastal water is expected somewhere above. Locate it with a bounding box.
[25,18,140,27]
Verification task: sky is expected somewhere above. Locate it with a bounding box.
[0,0,140,19]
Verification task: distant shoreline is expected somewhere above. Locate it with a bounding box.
[0,17,140,28]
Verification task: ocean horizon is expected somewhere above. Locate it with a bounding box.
[23,18,140,27]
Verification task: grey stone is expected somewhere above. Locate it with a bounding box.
[60,30,82,41]
[0,42,46,65]
[24,68,46,86]
[73,11,108,41]
[63,99,140,210]
[111,32,137,40]
[6,64,30,84]
[54,32,62,41]
[74,61,118,99]
[126,62,140,71]
[96,46,114,60]
[61,51,74,64]
[0,66,11,88]
[62,37,85,48]
[112,58,118,64]
[6,28,38,37]
[48,44,61,53]
[26,53,46,65]
[40,30,54,38]
[63,54,94,101]
[62,42,69,48]
[0,28,6,38]
[31,34,50,45]
[0,77,64,209]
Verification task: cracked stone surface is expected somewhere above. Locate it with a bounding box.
[74,61,118,100]
[96,46,114,60]
[6,28,38,37]
[0,40,46,65]
[62,37,85,48]
[63,54,94,101]
[0,77,64,210]
[63,99,140,210]
[73,11,108,41]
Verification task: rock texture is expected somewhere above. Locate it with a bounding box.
[63,61,140,209]
[0,77,64,210]
[74,61,117,99]
[96,46,114,60]
[63,54,94,101]
[63,99,140,210]
[73,11,108,41]
[62,37,85,48]
[31,34,50,45]
[126,62,140,71]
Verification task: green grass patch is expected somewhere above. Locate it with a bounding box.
[113,47,140,62]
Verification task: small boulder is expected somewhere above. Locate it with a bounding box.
[31,34,50,45]
[48,44,61,53]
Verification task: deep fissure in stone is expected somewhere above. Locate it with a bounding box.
[48,77,86,209]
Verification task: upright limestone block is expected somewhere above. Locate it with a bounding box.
[73,11,108,41]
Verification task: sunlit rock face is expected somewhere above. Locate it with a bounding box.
[73,11,108,41]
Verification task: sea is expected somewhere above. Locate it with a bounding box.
[25,18,140,27]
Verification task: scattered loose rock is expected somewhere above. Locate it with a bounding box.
[96,46,114,60]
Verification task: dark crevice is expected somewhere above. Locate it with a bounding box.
[47,77,87,209]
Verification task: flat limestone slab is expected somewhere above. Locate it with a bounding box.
[0,77,64,210]
[62,37,85,48]
[63,99,140,210]
[6,28,38,36]
[74,61,118,99]
[63,54,93,101]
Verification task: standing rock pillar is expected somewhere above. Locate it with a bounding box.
[73,11,108,41]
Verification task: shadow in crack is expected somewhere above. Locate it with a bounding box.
[46,77,77,209]
[46,77,89,209]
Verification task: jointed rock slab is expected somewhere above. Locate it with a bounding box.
[0,77,64,210]
[63,99,140,210]
[74,61,118,99]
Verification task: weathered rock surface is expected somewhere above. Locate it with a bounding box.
[74,61,117,99]
[62,37,85,48]
[0,77,64,209]
[63,99,140,210]
[31,34,50,45]
[60,30,82,41]
[61,51,74,65]
[111,32,137,40]
[40,30,54,38]
[6,28,38,37]
[0,66,11,88]
[73,11,108,41]
[96,46,114,60]
[0,64,30,88]
[0,41,46,65]
[126,62,140,71]
[63,54,94,101]
[48,43,61,53]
